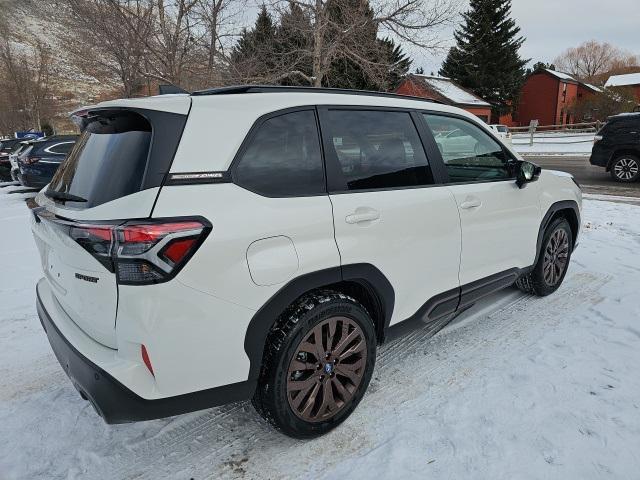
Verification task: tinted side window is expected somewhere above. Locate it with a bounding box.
[424,114,512,183]
[234,110,324,197]
[325,110,433,191]
[604,119,637,139]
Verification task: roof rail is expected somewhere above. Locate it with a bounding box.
[190,85,444,104]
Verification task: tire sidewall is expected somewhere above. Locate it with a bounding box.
[533,218,573,295]
[267,295,377,438]
[610,155,640,183]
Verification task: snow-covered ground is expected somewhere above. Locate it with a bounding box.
[1,186,640,479]
[512,132,595,156]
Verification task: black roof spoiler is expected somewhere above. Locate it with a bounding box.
[158,84,190,95]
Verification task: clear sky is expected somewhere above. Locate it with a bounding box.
[409,0,640,74]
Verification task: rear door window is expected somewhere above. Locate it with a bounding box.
[233,110,325,197]
[48,111,152,208]
[323,109,434,191]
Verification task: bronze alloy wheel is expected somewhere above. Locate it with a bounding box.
[542,227,570,286]
[286,316,367,423]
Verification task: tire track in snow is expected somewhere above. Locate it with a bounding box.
[103,271,610,480]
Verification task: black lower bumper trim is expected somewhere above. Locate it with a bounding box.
[36,288,256,424]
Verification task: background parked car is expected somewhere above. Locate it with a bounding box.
[489,124,512,143]
[9,141,34,182]
[0,138,22,181]
[16,135,78,189]
[590,112,640,182]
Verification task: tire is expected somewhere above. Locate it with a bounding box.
[609,155,640,182]
[252,290,376,438]
[516,217,573,296]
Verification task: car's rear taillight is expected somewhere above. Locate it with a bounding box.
[23,156,40,164]
[69,218,211,285]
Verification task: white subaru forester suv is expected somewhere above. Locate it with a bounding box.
[31,86,581,438]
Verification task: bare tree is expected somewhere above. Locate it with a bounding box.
[554,40,639,84]
[284,0,457,87]
[569,87,637,121]
[97,0,201,87]
[193,0,246,85]
[240,0,457,88]
[0,18,54,131]
[47,0,153,98]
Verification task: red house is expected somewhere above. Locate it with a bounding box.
[516,69,600,127]
[605,73,640,103]
[395,74,492,122]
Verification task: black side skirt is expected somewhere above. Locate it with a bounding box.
[386,267,527,340]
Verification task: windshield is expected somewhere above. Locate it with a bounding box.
[47,111,152,208]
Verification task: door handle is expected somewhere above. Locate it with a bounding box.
[460,197,482,209]
[345,209,380,224]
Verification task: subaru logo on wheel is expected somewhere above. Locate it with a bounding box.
[324,363,333,374]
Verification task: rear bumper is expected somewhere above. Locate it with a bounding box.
[0,162,11,181]
[37,288,255,424]
[589,147,609,168]
[17,171,49,189]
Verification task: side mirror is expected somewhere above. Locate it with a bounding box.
[516,160,541,188]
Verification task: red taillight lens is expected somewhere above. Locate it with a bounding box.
[160,237,197,264]
[68,218,210,285]
[24,156,40,164]
[120,222,203,243]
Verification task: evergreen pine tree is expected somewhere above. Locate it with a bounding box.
[379,38,411,89]
[525,61,557,76]
[230,5,278,81]
[440,0,528,116]
[275,3,313,85]
[325,0,410,90]
[231,0,412,89]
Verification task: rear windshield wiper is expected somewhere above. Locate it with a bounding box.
[45,188,87,203]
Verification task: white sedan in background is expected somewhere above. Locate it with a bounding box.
[489,124,512,144]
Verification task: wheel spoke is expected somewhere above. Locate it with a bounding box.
[338,338,366,360]
[327,318,337,351]
[333,329,360,357]
[332,377,350,401]
[320,377,337,415]
[290,379,317,409]
[289,359,315,372]
[314,324,327,358]
[336,359,364,384]
[300,382,321,418]
[288,374,319,393]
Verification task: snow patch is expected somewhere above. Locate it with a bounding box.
[1,189,640,479]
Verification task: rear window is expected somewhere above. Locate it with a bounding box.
[48,112,152,208]
[496,126,508,133]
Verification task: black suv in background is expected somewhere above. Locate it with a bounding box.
[590,113,640,182]
[16,135,78,189]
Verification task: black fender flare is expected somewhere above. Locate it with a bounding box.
[243,263,394,382]
[533,200,580,266]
